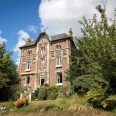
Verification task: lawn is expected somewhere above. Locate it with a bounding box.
[0,96,116,116]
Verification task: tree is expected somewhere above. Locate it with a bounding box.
[0,42,19,87]
[66,48,83,84]
[67,5,116,96]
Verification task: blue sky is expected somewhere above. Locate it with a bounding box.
[0,0,41,64]
[0,0,116,65]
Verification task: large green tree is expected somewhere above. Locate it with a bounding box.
[67,5,116,94]
[0,42,19,88]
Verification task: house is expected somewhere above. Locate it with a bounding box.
[19,29,75,90]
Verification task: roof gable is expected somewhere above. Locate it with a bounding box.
[19,32,73,49]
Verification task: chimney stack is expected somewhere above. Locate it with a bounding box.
[68,28,73,36]
[26,38,31,44]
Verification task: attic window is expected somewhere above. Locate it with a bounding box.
[27,51,32,55]
[56,45,61,50]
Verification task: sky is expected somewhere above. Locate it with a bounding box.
[0,0,116,65]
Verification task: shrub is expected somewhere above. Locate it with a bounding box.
[85,77,109,107]
[72,76,94,96]
[8,87,27,101]
[33,88,39,100]
[59,84,72,98]
[101,100,116,110]
[15,98,29,108]
[47,86,58,100]
[38,86,47,100]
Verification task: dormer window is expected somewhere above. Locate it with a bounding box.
[56,45,61,50]
[27,51,32,55]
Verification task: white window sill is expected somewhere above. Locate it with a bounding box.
[56,65,62,68]
[25,69,31,72]
[56,83,63,86]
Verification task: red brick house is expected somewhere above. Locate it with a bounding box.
[19,30,75,90]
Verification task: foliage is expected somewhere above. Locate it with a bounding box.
[0,42,19,87]
[47,86,58,100]
[33,88,39,99]
[72,75,94,96]
[59,84,72,97]
[66,48,83,84]
[66,5,116,102]
[85,77,109,107]
[15,98,29,108]
[101,100,116,110]
[0,42,19,101]
[56,98,69,111]
[8,87,27,101]
[38,86,47,100]
[76,5,116,93]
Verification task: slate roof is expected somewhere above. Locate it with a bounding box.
[50,33,70,41]
[19,40,36,48]
[19,33,71,49]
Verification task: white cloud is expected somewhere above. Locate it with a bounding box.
[38,0,116,36]
[14,30,30,65]
[0,30,7,43]
[27,25,38,34]
[0,37,7,44]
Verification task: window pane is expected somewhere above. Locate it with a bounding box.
[27,76,30,84]
[57,72,62,83]
[41,79,44,85]
[27,61,31,69]
[41,48,45,54]
[57,45,61,50]
[28,51,32,55]
[41,59,45,68]
[56,57,61,65]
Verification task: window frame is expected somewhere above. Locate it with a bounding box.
[41,58,45,68]
[27,51,32,55]
[40,76,44,85]
[24,76,30,86]
[56,45,61,50]
[56,56,62,67]
[56,72,63,86]
[41,47,45,54]
[26,61,31,70]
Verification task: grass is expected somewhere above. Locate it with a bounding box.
[0,96,116,116]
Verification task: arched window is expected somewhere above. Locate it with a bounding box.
[56,45,61,50]
[27,51,32,55]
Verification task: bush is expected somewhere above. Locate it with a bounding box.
[34,88,39,100]
[15,98,29,108]
[85,77,109,107]
[72,76,94,96]
[8,87,27,101]
[47,86,58,100]
[101,100,116,110]
[59,84,72,98]
[38,86,47,100]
